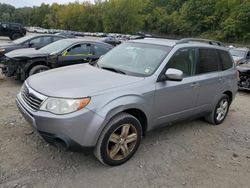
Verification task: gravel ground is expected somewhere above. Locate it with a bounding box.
[0,37,250,188]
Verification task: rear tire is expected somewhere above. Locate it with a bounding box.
[205,94,230,125]
[11,33,22,40]
[94,113,142,166]
[29,65,49,77]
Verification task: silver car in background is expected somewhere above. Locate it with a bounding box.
[16,38,238,166]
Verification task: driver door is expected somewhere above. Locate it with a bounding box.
[154,48,198,126]
[57,43,94,67]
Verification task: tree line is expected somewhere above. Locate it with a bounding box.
[0,0,250,43]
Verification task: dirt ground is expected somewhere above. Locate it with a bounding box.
[0,38,250,188]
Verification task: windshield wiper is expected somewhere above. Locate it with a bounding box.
[101,66,126,75]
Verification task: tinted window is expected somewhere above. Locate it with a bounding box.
[196,49,220,74]
[42,36,52,44]
[167,48,196,77]
[95,44,111,56]
[218,50,233,70]
[53,36,63,42]
[28,37,41,45]
[67,44,92,56]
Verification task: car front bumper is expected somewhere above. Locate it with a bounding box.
[16,92,105,151]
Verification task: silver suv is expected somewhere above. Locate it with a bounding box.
[16,38,238,166]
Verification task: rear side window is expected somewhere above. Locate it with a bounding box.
[94,44,111,56]
[67,43,92,56]
[53,36,63,42]
[42,36,52,44]
[218,50,233,70]
[196,48,220,74]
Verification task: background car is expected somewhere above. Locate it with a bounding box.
[55,32,77,38]
[229,47,250,64]
[0,22,26,40]
[100,36,121,46]
[236,59,250,90]
[2,38,113,80]
[0,34,66,61]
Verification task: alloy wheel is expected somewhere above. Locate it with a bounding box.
[216,99,229,122]
[107,124,138,160]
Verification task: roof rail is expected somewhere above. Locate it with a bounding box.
[176,38,225,47]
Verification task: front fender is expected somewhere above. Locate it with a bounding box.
[90,94,153,145]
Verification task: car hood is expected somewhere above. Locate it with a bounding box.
[237,63,250,71]
[232,56,243,62]
[0,42,23,52]
[27,64,144,98]
[5,48,49,59]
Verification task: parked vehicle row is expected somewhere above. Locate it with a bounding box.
[13,38,238,166]
[0,37,112,80]
[228,47,250,90]
[0,34,66,59]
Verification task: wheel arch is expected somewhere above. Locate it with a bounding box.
[223,90,233,104]
[23,60,49,79]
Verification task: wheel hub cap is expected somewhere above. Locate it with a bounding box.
[107,124,138,161]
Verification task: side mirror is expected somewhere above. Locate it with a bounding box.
[159,68,183,82]
[28,42,34,47]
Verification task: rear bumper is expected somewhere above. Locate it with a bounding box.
[16,92,104,151]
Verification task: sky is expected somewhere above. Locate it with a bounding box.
[1,0,94,8]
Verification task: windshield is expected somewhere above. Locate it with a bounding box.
[12,35,35,44]
[229,49,246,58]
[39,40,73,54]
[98,42,172,76]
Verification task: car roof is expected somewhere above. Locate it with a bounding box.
[130,38,228,50]
[60,38,113,46]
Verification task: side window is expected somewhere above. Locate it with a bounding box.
[2,23,9,29]
[28,37,42,45]
[40,36,52,45]
[67,44,92,56]
[53,36,63,42]
[94,44,111,56]
[218,50,233,70]
[196,48,220,74]
[167,48,196,77]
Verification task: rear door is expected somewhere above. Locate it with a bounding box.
[57,43,94,67]
[193,48,222,113]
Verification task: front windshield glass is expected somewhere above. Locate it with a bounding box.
[229,49,246,58]
[98,42,172,76]
[12,35,35,44]
[39,40,72,54]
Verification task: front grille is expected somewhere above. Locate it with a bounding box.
[21,85,43,111]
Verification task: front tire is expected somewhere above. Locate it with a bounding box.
[29,65,49,77]
[205,94,230,125]
[94,113,142,166]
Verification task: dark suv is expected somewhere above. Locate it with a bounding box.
[0,22,26,40]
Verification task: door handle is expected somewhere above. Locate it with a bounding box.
[83,58,91,62]
[191,82,200,88]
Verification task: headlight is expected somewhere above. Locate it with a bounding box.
[0,48,5,53]
[40,97,90,115]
